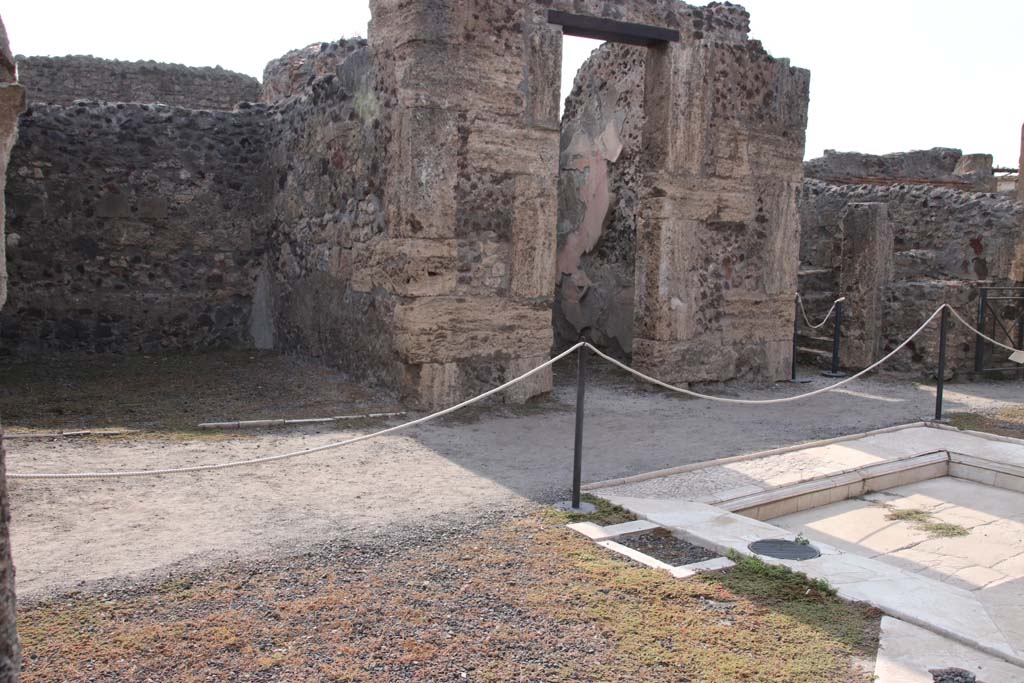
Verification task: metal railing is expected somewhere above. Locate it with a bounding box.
[973,287,1024,376]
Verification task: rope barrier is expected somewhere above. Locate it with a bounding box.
[797,294,846,330]
[4,302,1000,481]
[946,306,1021,354]
[7,343,585,480]
[585,304,945,405]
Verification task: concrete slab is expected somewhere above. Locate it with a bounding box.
[772,477,1024,664]
[875,617,1024,683]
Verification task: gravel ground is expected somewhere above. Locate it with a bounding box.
[6,356,1024,599]
[18,511,880,683]
[616,528,719,566]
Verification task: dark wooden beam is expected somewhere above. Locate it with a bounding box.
[547,10,680,47]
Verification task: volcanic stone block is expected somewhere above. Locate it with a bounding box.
[839,203,893,369]
[511,174,558,299]
[392,296,552,365]
[350,238,457,297]
[387,106,459,239]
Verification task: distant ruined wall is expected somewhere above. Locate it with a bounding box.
[2,103,270,354]
[555,3,810,385]
[798,179,1024,373]
[16,56,260,110]
[804,148,996,192]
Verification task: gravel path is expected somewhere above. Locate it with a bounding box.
[8,364,1023,598]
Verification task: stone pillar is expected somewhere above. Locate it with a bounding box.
[838,203,893,369]
[368,1,560,408]
[0,14,23,682]
[632,37,810,384]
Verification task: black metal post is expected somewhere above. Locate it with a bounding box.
[571,343,588,510]
[823,300,847,378]
[974,288,988,374]
[935,306,949,421]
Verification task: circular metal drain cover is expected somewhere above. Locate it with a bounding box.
[748,539,821,561]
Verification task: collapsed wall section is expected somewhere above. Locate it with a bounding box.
[2,103,270,353]
[16,56,260,110]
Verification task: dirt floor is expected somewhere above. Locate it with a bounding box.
[3,351,1024,599]
[17,507,881,683]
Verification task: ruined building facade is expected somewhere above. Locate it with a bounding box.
[797,149,1024,375]
[2,0,811,407]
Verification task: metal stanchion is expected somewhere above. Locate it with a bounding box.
[822,299,847,378]
[790,295,811,384]
[974,288,988,375]
[934,306,950,422]
[556,342,596,513]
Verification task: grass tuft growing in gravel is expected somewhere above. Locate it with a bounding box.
[19,513,880,683]
[547,494,638,526]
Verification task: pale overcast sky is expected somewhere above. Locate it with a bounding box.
[4,1,1022,166]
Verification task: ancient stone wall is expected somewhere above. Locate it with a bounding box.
[16,56,260,110]
[262,40,368,103]
[804,148,996,192]
[366,0,565,407]
[2,102,270,354]
[4,0,812,408]
[261,39,404,388]
[554,3,810,385]
[798,179,1024,373]
[0,13,24,682]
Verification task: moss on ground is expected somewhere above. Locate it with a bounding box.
[949,409,1024,440]
[546,494,638,526]
[19,514,880,683]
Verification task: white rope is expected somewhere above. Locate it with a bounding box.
[10,301,972,481]
[946,305,1021,353]
[8,343,585,480]
[584,304,946,405]
[798,294,846,330]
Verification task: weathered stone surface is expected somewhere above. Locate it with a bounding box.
[2,103,270,354]
[16,55,259,110]
[798,177,1024,374]
[262,39,369,103]
[804,148,994,190]
[554,10,809,386]
[393,297,552,365]
[953,153,996,192]
[0,14,20,683]
[838,203,893,368]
